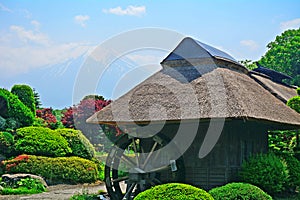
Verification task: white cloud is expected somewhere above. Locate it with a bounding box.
[280,18,300,31]
[10,25,49,46]
[0,25,93,78]
[103,5,146,16]
[74,15,90,27]
[0,3,12,12]
[240,40,259,51]
[31,20,40,30]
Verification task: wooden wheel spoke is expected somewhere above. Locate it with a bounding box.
[151,165,170,173]
[142,142,158,168]
[112,176,129,183]
[122,183,136,200]
[132,138,140,167]
[116,154,136,168]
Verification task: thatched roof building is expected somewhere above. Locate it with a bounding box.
[87,37,300,193]
[87,37,300,129]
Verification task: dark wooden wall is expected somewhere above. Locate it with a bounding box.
[162,119,268,190]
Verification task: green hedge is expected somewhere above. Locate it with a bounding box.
[2,155,98,184]
[56,128,95,159]
[0,131,14,157]
[11,84,36,114]
[0,88,34,129]
[281,155,300,191]
[134,183,213,200]
[209,182,272,200]
[14,127,72,157]
[240,153,289,195]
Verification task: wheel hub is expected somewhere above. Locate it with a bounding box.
[128,168,156,184]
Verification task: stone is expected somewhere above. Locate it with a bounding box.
[1,173,48,188]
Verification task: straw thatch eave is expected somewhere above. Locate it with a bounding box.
[86,61,300,128]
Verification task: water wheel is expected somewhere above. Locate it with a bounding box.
[105,133,185,200]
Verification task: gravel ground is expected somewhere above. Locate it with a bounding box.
[0,182,107,200]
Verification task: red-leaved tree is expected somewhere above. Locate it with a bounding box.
[36,108,61,129]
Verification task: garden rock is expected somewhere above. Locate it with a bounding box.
[1,173,48,188]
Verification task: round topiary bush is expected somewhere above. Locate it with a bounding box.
[240,153,289,195]
[280,154,300,191]
[134,183,213,200]
[11,84,36,115]
[14,127,72,157]
[209,182,272,200]
[0,88,34,129]
[56,128,95,159]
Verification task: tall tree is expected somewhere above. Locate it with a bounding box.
[259,28,300,86]
[33,88,42,109]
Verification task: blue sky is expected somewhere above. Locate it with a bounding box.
[1,1,300,109]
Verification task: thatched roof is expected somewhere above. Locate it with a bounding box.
[250,71,297,103]
[87,37,300,129]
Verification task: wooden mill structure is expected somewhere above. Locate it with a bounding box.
[87,37,300,200]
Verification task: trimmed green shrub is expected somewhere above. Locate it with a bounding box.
[56,128,95,159]
[240,153,289,195]
[1,155,98,184]
[209,182,272,200]
[280,155,300,191]
[0,88,34,129]
[287,96,300,113]
[134,183,213,200]
[14,127,72,157]
[0,131,14,157]
[11,84,36,114]
[91,158,105,181]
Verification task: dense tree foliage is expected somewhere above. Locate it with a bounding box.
[35,108,63,129]
[11,84,36,115]
[0,88,34,130]
[239,59,257,70]
[259,28,300,86]
[287,96,300,113]
[33,88,42,109]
